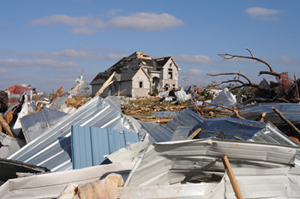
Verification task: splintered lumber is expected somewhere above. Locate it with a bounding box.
[190,98,204,116]
[133,117,172,123]
[187,128,201,140]
[113,89,127,96]
[259,112,267,123]
[94,71,116,98]
[233,110,245,119]
[50,86,64,104]
[0,115,16,138]
[221,155,244,199]
[271,106,300,135]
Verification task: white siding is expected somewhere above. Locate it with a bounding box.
[132,69,150,97]
[161,59,179,89]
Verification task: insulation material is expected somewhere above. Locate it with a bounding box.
[58,173,124,199]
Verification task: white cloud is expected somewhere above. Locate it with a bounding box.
[278,55,300,65]
[106,9,122,18]
[245,7,283,20]
[181,69,206,76]
[29,12,184,34]
[30,15,102,27]
[70,27,97,35]
[107,13,184,31]
[174,54,211,64]
[0,59,79,68]
[0,49,126,60]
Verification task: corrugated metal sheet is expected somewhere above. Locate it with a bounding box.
[140,109,204,143]
[165,108,204,131]
[8,96,138,172]
[126,138,300,187]
[120,167,300,199]
[71,126,140,169]
[239,102,300,126]
[188,117,300,167]
[20,107,68,143]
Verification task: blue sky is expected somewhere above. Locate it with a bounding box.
[1,0,299,94]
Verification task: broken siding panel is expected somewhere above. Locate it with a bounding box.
[71,126,140,169]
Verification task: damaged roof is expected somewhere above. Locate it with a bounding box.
[90,52,178,85]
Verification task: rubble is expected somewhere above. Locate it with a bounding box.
[1,55,300,199]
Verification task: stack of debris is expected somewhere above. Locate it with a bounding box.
[1,64,300,198]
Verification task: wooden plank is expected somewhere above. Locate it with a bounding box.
[271,106,300,135]
[187,128,201,140]
[221,155,244,199]
[0,115,16,137]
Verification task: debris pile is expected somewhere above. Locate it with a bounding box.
[1,50,300,199]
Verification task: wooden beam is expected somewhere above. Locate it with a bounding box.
[94,71,116,98]
[259,112,267,123]
[221,155,244,199]
[187,128,201,140]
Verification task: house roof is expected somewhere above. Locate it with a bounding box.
[90,52,179,85]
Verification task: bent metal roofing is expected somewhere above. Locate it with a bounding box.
[8,96,138,172]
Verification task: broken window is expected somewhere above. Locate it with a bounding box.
[168,69,173,79]
[139,81,143,88]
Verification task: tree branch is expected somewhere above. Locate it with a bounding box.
[218,48,277,75]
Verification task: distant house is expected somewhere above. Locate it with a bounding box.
[90,52,181,98]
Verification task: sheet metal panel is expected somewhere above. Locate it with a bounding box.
[72,126,140,169]
[239,103,300,125]
[126,138,299,187]
[20,108,68,143]
[165,108,204,131]
[8,96,137,172]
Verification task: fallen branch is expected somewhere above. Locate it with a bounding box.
[179,77,188,90]
[190,98,204,116]
[233,110,245,119]
[271,106,300,135]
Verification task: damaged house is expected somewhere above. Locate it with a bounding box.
[90,52,180,97]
